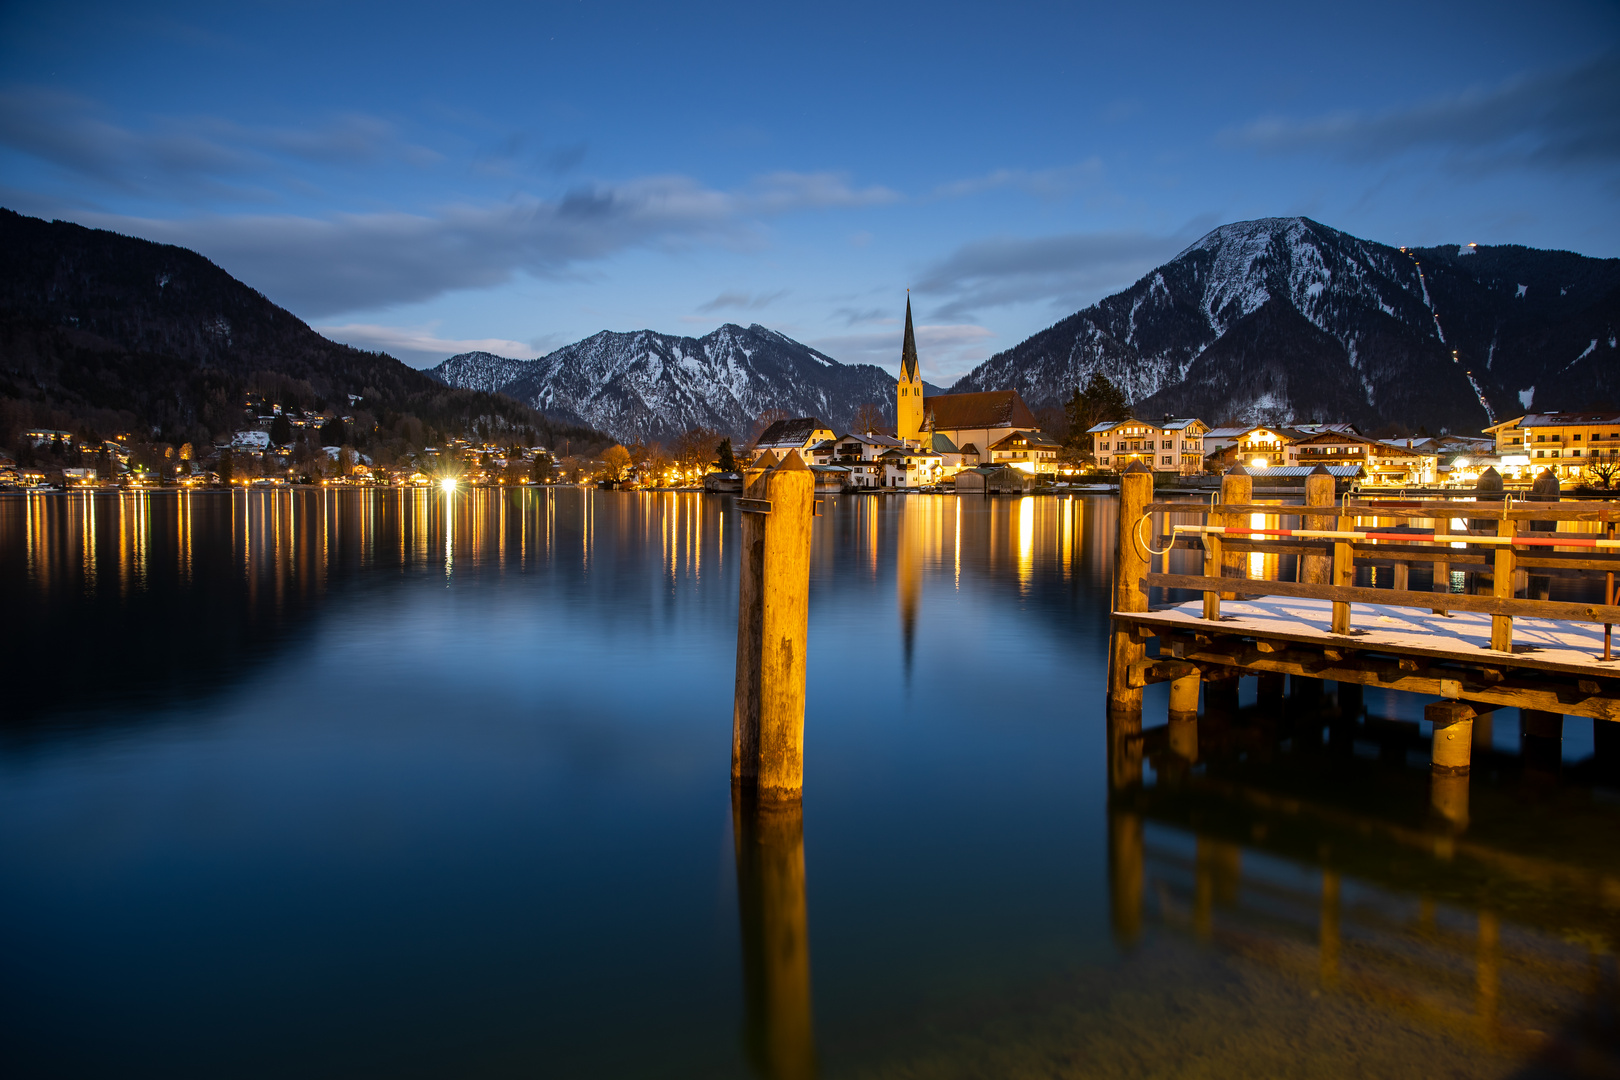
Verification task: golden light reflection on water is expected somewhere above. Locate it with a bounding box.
[1017,495,1035,589]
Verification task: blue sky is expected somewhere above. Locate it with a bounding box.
[2,0,1617,384]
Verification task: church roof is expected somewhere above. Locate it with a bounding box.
[923,390,1038,432]
[900,295,918,381]
[929,431,959,453]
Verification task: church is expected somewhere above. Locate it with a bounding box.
[893,295,1058,476]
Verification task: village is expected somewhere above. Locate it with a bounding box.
[5,394,1618,497]
[3,302,1617,496]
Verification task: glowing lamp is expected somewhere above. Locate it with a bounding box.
[1250,457,1268,469]
[440,477,458,493]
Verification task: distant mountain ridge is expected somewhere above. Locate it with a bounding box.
[429,325,936,444]
[0,208,608,452]
[949,217,1620,433]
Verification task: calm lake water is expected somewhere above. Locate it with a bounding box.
[1,488,1616,1078]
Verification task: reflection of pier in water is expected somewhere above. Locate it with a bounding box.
[1108,685,1620,1068]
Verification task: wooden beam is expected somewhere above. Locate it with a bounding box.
[1155,638,1620,722]
[1126,657,1200,688]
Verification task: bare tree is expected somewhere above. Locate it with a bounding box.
[640,442,672,486]
[749,408,791,447]
[1587,459,1619,488]
[673,427,721,476]
[853,402,888,435]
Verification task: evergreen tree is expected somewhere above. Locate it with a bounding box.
[269,414,292,445]
[319,416,345,446]
[532,454,554,484]
[1063,374,1131,464]
[218,450,234,485]
[716,438,736,472]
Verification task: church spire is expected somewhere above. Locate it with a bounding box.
[900,292,918,381]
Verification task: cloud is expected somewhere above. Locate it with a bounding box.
[80,176,758,316]
[1,91,904,319]
[697,289,788,313]
[830,306,891,327]
[69,166,905,317]
[316,322,534,365]
[931,159,1103,201]
[810,323,995,386]
[744,171,901,212]
[0,87,439,197]
[1228,51,1620,172]
[916,228,1196,321]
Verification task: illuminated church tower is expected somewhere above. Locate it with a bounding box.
[896,294,924,443]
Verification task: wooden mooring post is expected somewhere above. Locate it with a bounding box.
[1108,461,1154,714]
[732,450,816,802]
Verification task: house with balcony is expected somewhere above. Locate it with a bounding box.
[1294,431,1436,484]
[987,430,1063,476]
[1485,412,1620,482]
[1202,425,1306,471]
[1089,417,1207,474]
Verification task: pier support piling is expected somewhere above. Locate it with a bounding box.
[1168,671,1200,762]
[1521,709,1564,774]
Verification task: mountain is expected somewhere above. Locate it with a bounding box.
[0,209,608,455]
[429,325,933,444]
[949,217,1620,433]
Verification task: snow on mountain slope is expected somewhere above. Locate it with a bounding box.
[427,352,536,395]
[428,323,901,444]
[950,217,1620,432]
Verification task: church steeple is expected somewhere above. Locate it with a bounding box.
[900,293,919,381]
[896,292,924,443]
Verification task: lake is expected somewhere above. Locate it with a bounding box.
[1,488,1615,1078]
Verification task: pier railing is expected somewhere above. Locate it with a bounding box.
[1113,465,1620,666]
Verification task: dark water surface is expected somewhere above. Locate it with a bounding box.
[2,488,1616,1078]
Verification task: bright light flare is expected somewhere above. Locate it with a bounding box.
[1250,457,1269,469]
[440,477,458,493]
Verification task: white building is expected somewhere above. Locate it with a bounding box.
[1089,418,1207,474]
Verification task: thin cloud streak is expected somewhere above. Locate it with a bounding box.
[697,289,788,313]
[811,323,995,386]
[931,158,1103,201]
[916,228,1196,321]
[1228,51,1620,172]
[316,322,534,363]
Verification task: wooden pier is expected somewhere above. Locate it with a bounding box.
[1107,462,1620,826]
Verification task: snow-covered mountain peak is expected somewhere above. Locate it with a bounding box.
[951,217,1620,431]
[428,322,898,443]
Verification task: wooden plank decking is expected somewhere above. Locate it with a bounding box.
[1120,596,1620,679]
